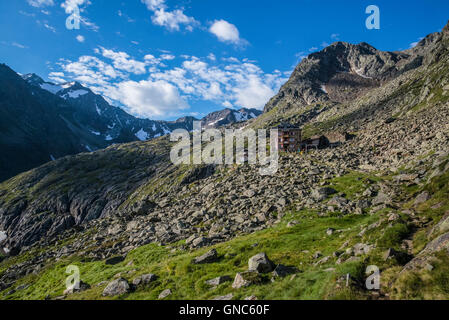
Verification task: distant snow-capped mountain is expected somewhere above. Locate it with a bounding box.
[201,108,262,129]
[0,65,262,181]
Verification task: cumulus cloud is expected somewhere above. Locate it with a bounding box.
[141,0,166,11]
[209,20,246,45]
[53,48,289,118]
[141,0,198,31]
[160,54,175,60]
[108,80,189,118]
[152,9,197,31]
[151,56,287,110]
[61,0,90,13]
[27,0,54,7]
[100,47,147,74]
[59,55,122,87]
[233,75,275,108]
[48,72,66,83]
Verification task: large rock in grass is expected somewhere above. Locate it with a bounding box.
[214,293,233,300]
[311,187,337,202]
[63,280,91,295]
[192,249,219,264]
[132,274,157,286]
[206,275,231,286]
[428,211,449,238]
[232,271,263,289]
[414,191,430,206]
[372,192,391,205]
[271,265,297,278]
[158,289,172,299]
[102,278,131,297]
[248,253,275,273]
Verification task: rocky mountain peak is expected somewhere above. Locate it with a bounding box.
[443,20,449,34]
[21,73,45,85]
[263,23,447,114]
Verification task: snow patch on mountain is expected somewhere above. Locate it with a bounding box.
[208,117,225,127]
[61,82,76,89]
[233,110,255,122]
[135,128,150,141]
[162,126,171,135]
[95,102,102,115]
[40,83,63,94]
[353,68,373,79]
[0,231,6,243]
[62,89,89,99]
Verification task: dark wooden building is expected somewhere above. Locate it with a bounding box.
[275,123,302,152]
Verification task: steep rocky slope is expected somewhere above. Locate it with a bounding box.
[0,21,449,300]
[262,23,445,117]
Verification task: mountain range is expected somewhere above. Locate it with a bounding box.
[0,66,261,182]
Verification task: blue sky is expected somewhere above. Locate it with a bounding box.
[1,0,448,120]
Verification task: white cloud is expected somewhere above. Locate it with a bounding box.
[19,10,36,17]
[209,20,246,45]
[222,100,233,108]
[108,80,190,118]
[330,33,340,41]
[118,10,135,23]
[410,37,424,48]
[11,42,28,49]
[207,53,216,61]
[59,55,122,87]
[100,48,147,74]
[80,17,99,32]
[76,35,85,42]
[27,0,54,7]
[160,54,175,60]
[44,23,56,33]
[152,9,197,31]
[151,56,287,110]
[53,48,290,118]
[141,0,166,11]
[233,75,275,109]
[48,72,66,83]
[61,0,90,13]
[141,0,198,31]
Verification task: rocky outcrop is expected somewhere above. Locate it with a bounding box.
[248,253,275,273]
[263,20,449,121]
[102,278,132,297]
[192,249,219,264]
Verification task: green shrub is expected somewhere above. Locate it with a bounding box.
[377,223,409,249]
